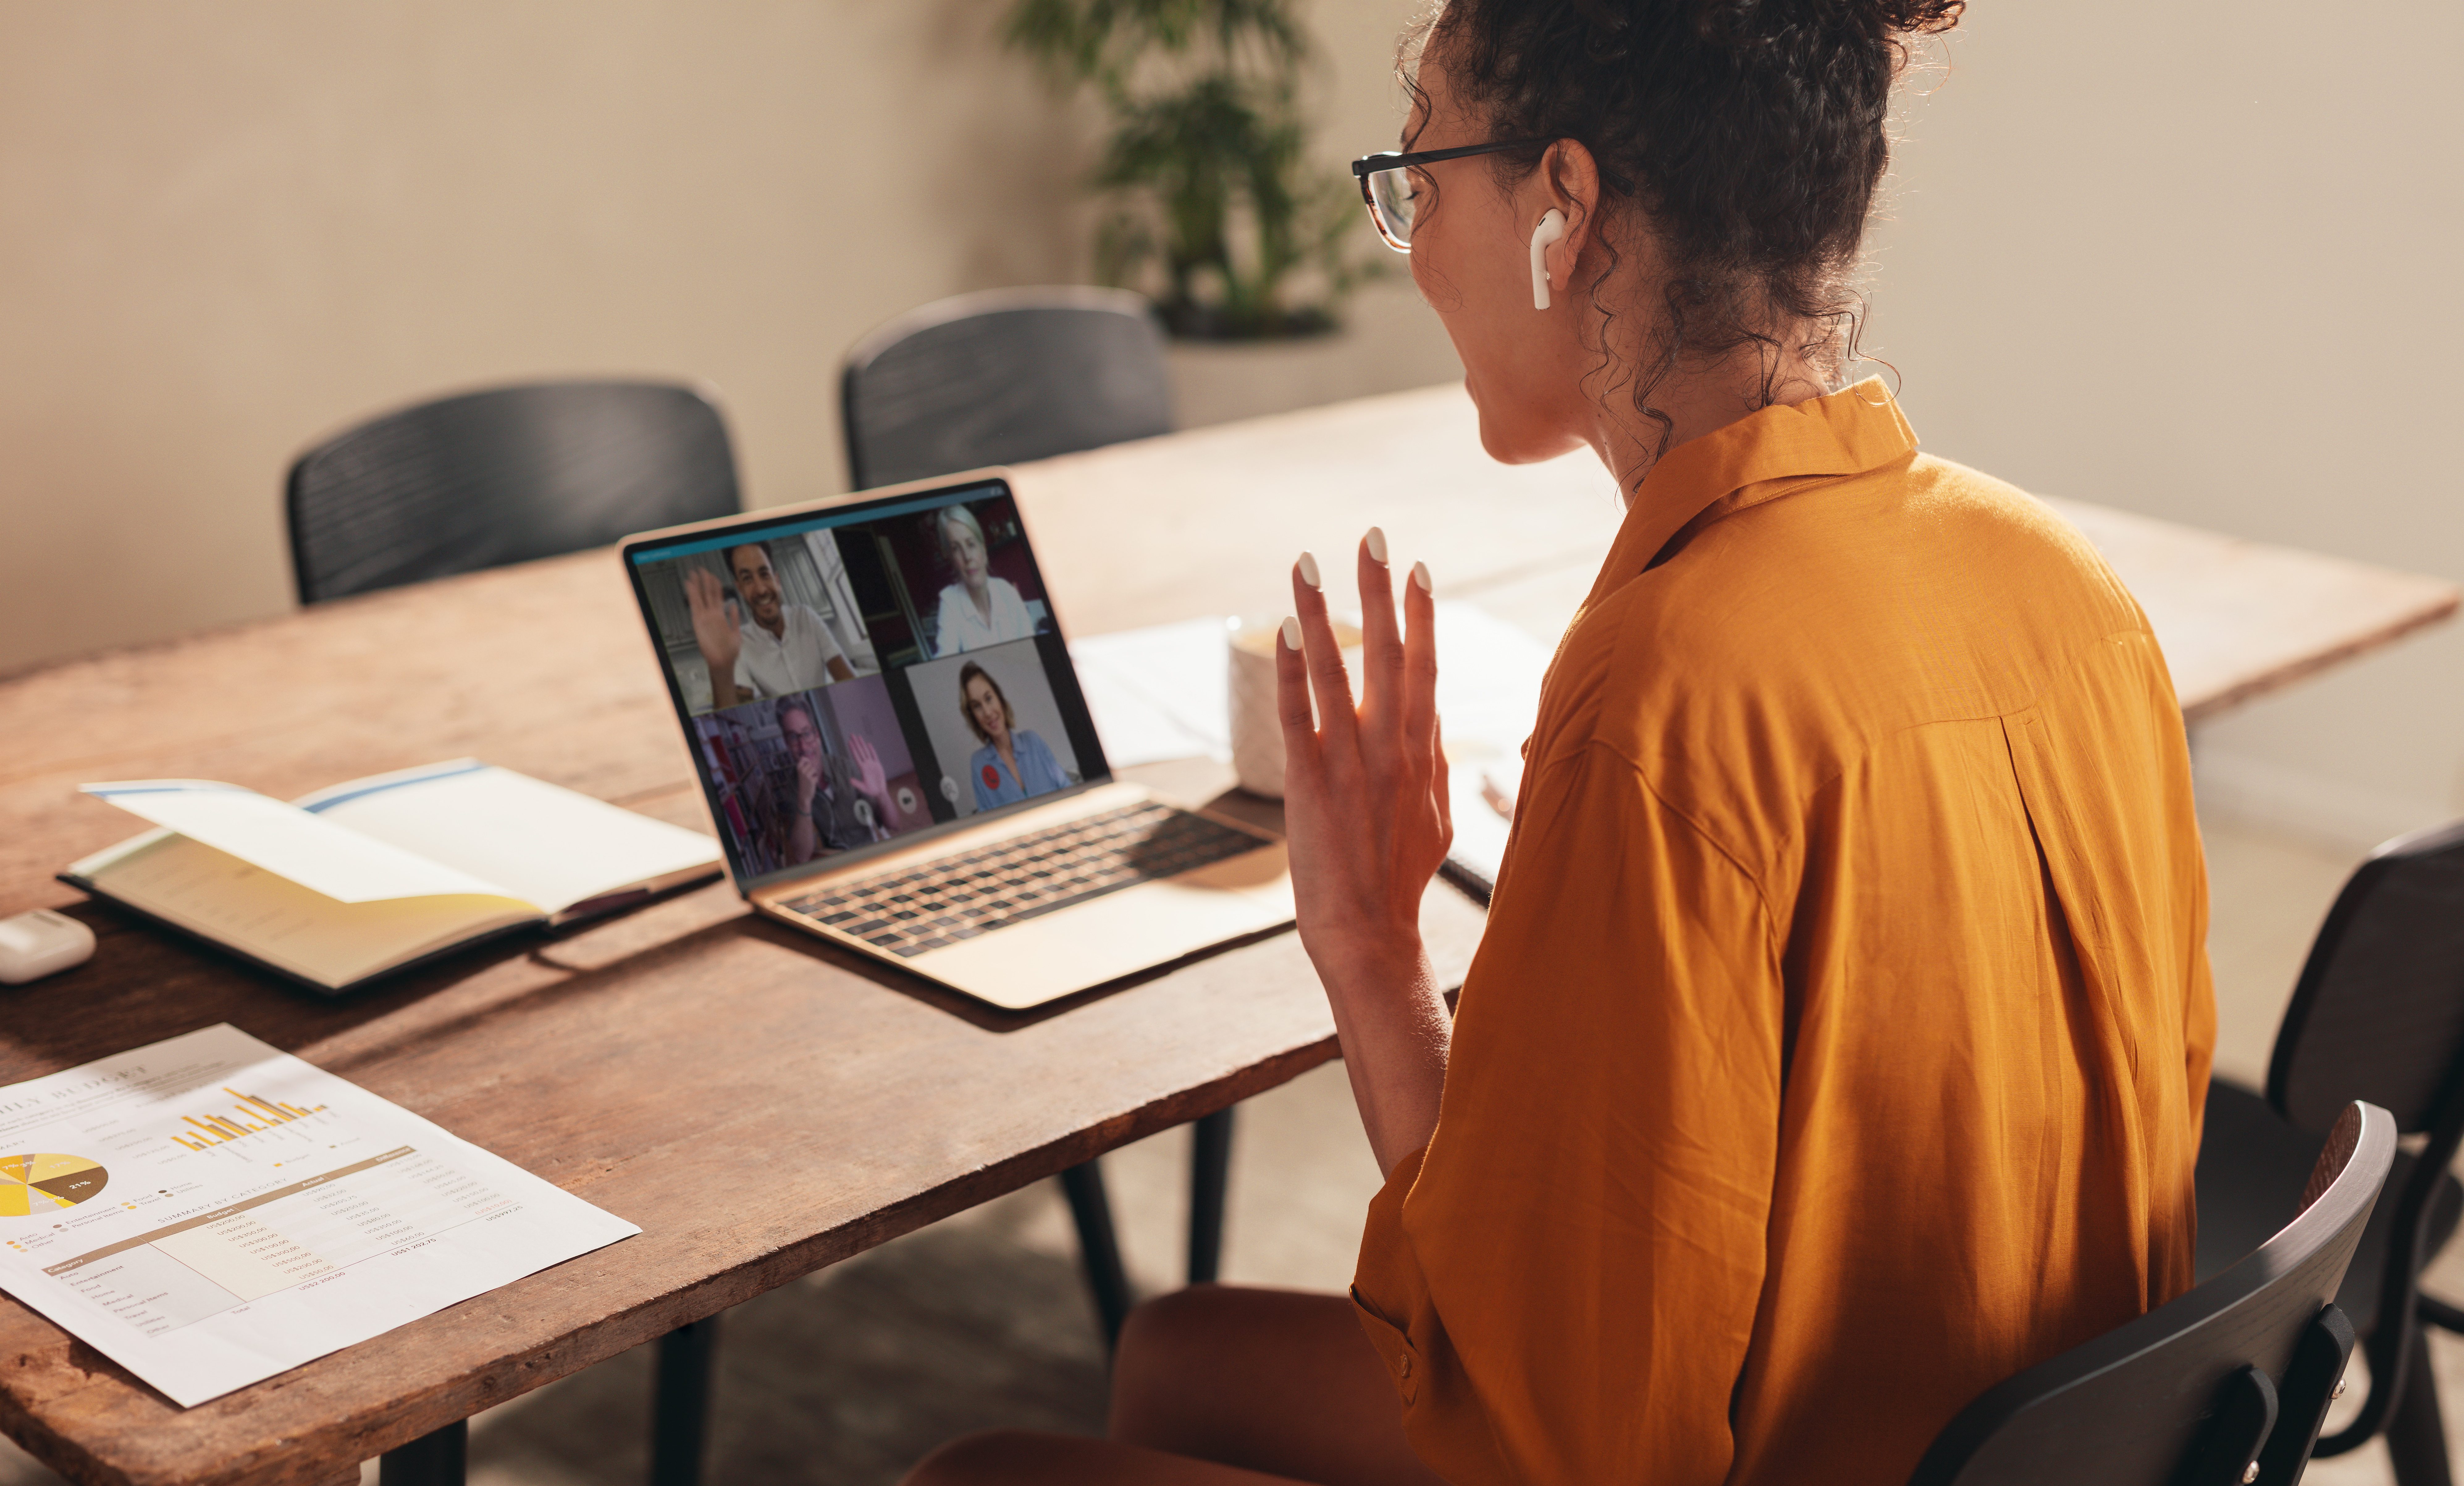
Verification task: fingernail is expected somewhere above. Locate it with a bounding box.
[1364,526,1389,564]
[1412,560,1433,594]
[1279,616,1301,650]
[1297,551,1321,589]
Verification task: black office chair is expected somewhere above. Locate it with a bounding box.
[839,285,1217,1355]
[2194,817,2464,1486]
[1911,1100,2393,1485]
[287,379,740,604]
[839,286,1173,492]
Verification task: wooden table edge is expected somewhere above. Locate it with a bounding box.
[2179,586,2462,726]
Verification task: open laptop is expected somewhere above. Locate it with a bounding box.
[619,470,1293,1009]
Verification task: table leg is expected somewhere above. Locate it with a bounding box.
[1060,1159,1134,1348]
[1188,1106,1236,1285]
[377,1419,466,1486]
[651,1312,721,1486]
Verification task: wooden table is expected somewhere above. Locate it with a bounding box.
[0,384,2448,1486]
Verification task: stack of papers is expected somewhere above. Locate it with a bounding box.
[1070,602,1553,898]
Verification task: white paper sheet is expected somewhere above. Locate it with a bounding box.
[78,783,514,905]
[0,1026,638,1407]
[1070,617,1238,767]
[1068,603,1553,890]
[1424,603,1552,894]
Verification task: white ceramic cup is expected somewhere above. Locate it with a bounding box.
[1229,616,1363,798]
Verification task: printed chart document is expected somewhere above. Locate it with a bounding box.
[0,1025,637,1407]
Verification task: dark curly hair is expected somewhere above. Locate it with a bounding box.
[1412,0,1962,472]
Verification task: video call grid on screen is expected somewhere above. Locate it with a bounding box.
[624,480,1110,888]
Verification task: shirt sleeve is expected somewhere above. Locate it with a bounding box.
[933,586,966,657]
[805,606,847,669]
[1019,731,1064,795]
[994,579,1034,642]
[1352,740,1785,1486]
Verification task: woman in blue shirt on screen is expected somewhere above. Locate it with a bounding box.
[962,662,1068,810]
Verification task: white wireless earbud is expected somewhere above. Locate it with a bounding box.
[1529,209,1566,310]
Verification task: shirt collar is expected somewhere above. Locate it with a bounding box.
[1583,377,1918,610]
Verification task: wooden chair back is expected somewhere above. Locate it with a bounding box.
[1907,1101,2393,1486]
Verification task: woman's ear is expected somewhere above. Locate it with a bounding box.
[1536,139,1604,306]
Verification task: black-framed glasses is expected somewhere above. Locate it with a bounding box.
[1351,139,1549,253]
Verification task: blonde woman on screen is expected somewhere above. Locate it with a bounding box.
[930,505,1035,656]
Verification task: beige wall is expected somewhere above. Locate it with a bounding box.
[1868,1,2464,844]
[11,1,2449,848]
[0,0,1448,676]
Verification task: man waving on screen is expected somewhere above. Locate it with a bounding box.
[684,540,855,710]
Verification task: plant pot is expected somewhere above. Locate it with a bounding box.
[1167,330,1359,428]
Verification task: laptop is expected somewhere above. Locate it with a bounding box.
[619,469,1294,1009]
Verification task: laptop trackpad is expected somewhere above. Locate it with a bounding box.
[910,845,1295,1010]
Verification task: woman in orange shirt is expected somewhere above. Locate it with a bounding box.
[907,0,2213,1482]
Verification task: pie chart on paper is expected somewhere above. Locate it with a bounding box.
[0,1155,108,1215]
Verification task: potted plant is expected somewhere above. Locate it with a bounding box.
[1005,0,1379,343]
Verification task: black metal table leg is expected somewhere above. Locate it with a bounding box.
[1061,1158,1134,1348]
[1189,1106,1236,1284]
[379,1419,467,1486]
[652,1312,721,1486]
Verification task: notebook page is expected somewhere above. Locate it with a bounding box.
[79,835,536,988]
[81,783,517,904]
[297,763,720,917]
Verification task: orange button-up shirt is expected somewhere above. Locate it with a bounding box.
[1353,381,2214,1485]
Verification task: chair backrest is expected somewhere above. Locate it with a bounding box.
[2267,818,2464,1136]
[1907,1101,2393,1486]
[287,379,740,604]
[839,286,1173,492]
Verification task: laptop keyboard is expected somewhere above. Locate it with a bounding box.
[780,802,1265,959]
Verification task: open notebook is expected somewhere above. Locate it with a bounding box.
[62,761,722,993]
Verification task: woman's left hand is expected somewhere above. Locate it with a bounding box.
[1277,530,1455,1171]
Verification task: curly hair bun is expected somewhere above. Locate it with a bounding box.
[1859,0,1965,35]
[1684,0,1964,44]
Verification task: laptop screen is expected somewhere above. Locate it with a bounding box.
[623,477,1110,889]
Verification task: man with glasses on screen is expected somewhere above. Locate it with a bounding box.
[684,540,856,710]
[773,698,893,864]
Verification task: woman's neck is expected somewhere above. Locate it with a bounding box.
[1588,351,1833,509]
[967,578,992,620]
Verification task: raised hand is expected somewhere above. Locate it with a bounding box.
[849,733,890,814]
[1276,529,1453,1173]
[684,567,744,706]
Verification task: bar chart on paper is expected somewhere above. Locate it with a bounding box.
[0,1024,637,1406]
[171,1088,328,1150]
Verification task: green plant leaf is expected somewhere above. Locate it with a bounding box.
[1006,0,1384,338]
